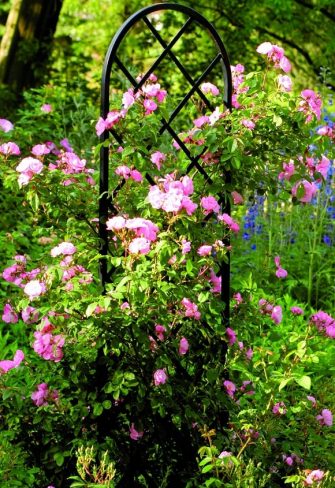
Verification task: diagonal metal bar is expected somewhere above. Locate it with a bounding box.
[159,53,222,134]
[162,121,213,184]
[143,16,214,111]
[134,17,193,93]
[115,55,138,86]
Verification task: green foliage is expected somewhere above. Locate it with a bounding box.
[0,27,334,488]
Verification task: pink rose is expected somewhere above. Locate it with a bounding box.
[153,368,168,386]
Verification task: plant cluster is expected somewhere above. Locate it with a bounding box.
[0,42,334,487]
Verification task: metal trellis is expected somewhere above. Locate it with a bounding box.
[99,2,232,324]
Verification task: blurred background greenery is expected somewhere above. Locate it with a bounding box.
[0,0,334,114]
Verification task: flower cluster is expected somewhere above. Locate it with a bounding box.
[96,74,167,136]
[218,213,240,233]
[106,216,159,255]
[0,141,20,156]
[115,165,142,182]
[31,383,59,407]
[231,64,249,109]
[129,423,144,440]
[33,328,65,362]
[0,118,14,132]
[274,255,288,279]
[298,89,322,122]
[272,401,287,415]
[292,180,318,203]
[310,311,335,339]
[51,241,77,257]
[181,297,201,320]
[12,138,94,187]
[259,299,283,324]
[256,42,291,73]
[2,303,18,323]
[148,174,197,215]
[304,469,325,485]
[0,350,24,374]
[316,408,333,427]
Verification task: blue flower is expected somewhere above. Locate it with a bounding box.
[323,235,332,246]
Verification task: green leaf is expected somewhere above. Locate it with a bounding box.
[278,377,292,391]
[85,302,98,317]
[199,456,212,467]
[103,400,112,409]
[273,115,283,127]
[54,452,64,467]
[295,375,311,390]
[202,464,214,474]
[93,403,104,416]
[186,260,193,274]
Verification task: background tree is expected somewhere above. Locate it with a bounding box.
[0,0,63,91]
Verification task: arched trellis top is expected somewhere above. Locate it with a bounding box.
[100,2,232,119]
[99,3,233,324]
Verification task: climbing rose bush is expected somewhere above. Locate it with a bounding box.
[0,42,334,487]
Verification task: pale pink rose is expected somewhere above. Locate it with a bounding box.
[153,368,168,386]
[305,470,324,485]
[130,169,143,182]
[278,75,292,92]
[271,305,283,324]
[2,303,18,323]
[193,115,210,128]
[144,98,157,115]
[115,165,131,179]
[0,118,14,132]
[315,155,330,179]
[292,180,318,203]
[155,324,166,341]
[279,56,291,73]
[181,239,191,254]
[129,423,143,440]
[16,157,43,174]
[128,237,151,255]
[278,160,295,180]
[51,242,77,257]
[223,380,236,397]
[147,185,165,209]
[0,350,24,373]
[0,142,20,155]
[241,119,255,130]
[200,196,220,214]
[106,216,126,231]
[180,175,194,196]
[21,306,39,324]
[316,408,332,426]
[201,82,220,96]
[31,144,51,156]
[276,267,288,278]
[178,337,189,355]
[95,117,106,136]
[231,191,244,204]
[197,245,212,256]
[256,42,273,54]
[218,213,240,233]
[23,280,46,300]
[181,197,197,215]
[41,104,52,113]
[150,151,166,170]
[122,89,136,109]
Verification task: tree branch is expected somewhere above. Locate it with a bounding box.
[294,0,335,23]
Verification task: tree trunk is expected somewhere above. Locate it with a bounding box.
[0,0,63,91]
